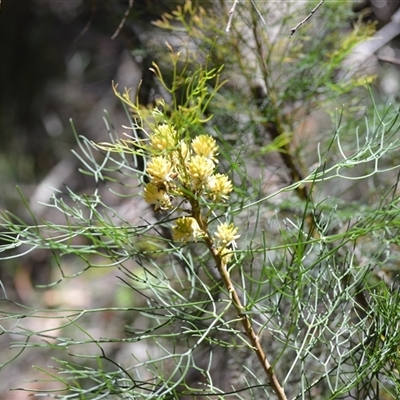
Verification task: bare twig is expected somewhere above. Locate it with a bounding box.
[250,0,266,26]
[289,0,324,38]
[111,0,134,40]
[226,0,265,33]
[226,0,240,32]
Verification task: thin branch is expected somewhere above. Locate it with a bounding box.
[111,0,134,40]
[226,0,240,32]
[190,197,286,398]
[226,0,266,33]
[250,0,266,26]
[213,249,288,400]
[289,0,325,38]
[196,219,287,399]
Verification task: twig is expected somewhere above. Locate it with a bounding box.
[111,0,134,40]
[226,0,266,33]
[226,0,240,32]
[289,0,324,38]
[250,0,266,26]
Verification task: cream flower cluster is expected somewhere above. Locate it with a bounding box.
[143,124,232,211]
[143,123,239,261]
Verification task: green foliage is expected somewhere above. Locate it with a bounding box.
[1,1,400,399]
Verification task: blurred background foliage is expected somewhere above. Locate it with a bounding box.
[2,0,400,399]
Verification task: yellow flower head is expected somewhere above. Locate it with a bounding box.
[187,155,215,190]
[214,222,240,249]
[149,124,178,153]
[172,217,204,243]
[143,182,172,211]
[206,173,233,201]
[146,156,174,184]
[191,135,219,163]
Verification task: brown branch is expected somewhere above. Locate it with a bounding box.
[217,253,286,398]
[214,257,287,400]
[193,200,287,399]
[250,9,319,238]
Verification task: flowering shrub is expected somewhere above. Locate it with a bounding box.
[93,60,289,397]
[1,2,400,400]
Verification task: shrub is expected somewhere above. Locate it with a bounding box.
[1,1,400,399]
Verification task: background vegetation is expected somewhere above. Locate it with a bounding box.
[1,0,400,399]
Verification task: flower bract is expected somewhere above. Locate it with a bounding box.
[172,217,204,243]
[143,182,172,211]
